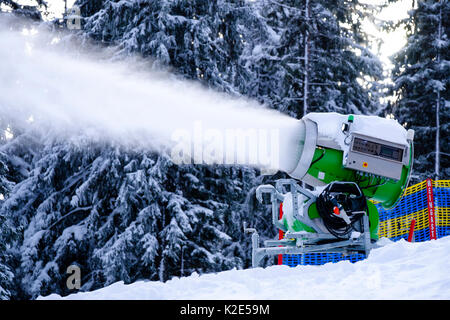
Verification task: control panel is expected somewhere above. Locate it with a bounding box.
[352,137,404,162]
[345,133,409,180]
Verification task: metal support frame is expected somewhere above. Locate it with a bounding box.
[246,179,375,268]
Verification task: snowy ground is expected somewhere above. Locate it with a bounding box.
[40,236,450,300]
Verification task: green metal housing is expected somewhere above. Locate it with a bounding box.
[306,146,412,209]
[283,145,412,240]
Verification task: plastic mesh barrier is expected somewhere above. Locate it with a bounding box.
[282,179,450,267]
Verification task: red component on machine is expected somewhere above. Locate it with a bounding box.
[333,206,340,215]
[278,202,283,265]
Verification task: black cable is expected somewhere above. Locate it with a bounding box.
[316,183,367,239]
[361,177,388,189]
[317,196,352,239]
[310,148,326,166]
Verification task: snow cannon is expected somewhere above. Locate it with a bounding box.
[244,112,414,267]
[279,113,414,209]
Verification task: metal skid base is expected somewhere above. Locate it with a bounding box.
[244,215,373,268]
[244,179,375,268]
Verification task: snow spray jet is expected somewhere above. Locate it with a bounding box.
[0,20,305,174]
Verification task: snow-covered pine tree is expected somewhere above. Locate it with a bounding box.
[75,0,277,97]
[308,0,385,116]
[0,124,260,298]
[0,138,15,299]
[391,0,449,182]
[238,0,385,119]
[73,0,386,117]
[0,109,38,299]
[0,0,46,20]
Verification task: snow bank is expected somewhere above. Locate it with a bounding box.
[40,236,450,300]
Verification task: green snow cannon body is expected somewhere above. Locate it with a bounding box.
[275,113,415,241]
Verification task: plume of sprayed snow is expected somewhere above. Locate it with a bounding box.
[0,17,303,173]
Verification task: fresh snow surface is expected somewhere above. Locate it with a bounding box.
[40,236,450,300]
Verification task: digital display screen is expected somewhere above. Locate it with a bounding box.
[352,137,403,162]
